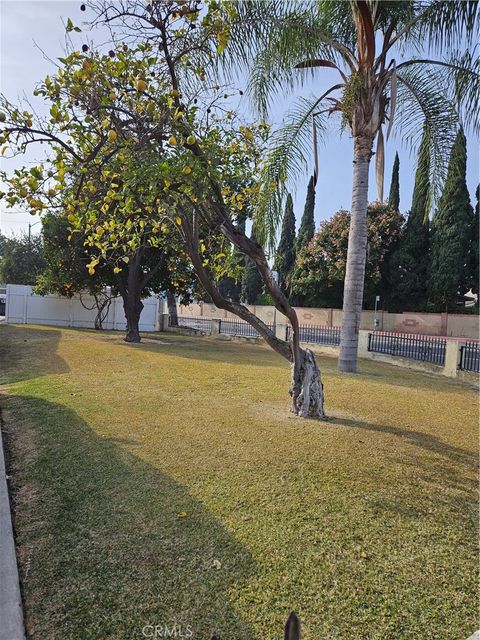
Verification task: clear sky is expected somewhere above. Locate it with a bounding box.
[0,0,478,239]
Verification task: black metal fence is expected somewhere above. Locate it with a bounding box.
[368,332,446,366]
[174,315,213,333]
[460,341,480,373]
[219,319,273,338]
[286,324,341,345]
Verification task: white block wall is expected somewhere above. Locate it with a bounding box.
[5,285,159,332]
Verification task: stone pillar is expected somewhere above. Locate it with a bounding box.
[160,313,169,331]
[440,312,448,336]
[443,340,461,377]
[275,323,289,341]
[211,319,221,336]
[327,308,333,327]
[358,329,370,357]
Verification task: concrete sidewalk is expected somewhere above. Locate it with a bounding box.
[0,420,25,640]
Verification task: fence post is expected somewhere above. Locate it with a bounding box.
[358,330,370,357]
[327,308,333,327]
[275,323,289,341]
[443,340,461,377]
[440,312,448,336]
[211,319,221,335]
[154,297,160,331]
[159,313,169,331]
[22,289,28,324]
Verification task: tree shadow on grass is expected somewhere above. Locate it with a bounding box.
[0,324,70,385]
[124,333,287,369]
[326,415,477,469]
[3,394,256,640]
[325,416,478,544]
[135,333,475,394]
[355,360,478,394]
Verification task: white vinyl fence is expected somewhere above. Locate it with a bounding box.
[5,284,160,332]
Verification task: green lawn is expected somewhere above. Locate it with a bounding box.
[0,324,478,640]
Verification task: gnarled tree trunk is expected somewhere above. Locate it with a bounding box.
[179,213,326,419]
[123,294,144,343]
[338,134,373,373]
[290,346,325,418]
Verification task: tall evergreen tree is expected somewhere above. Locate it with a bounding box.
[295,176,315,253]
[274,193,296,293]
[466,185,479,296]
[388,153,400,211]
[389,126,431,310]
[429,128,473,310]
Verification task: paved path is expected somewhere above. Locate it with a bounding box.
[0,419,25,640]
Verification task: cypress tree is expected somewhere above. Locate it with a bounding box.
[296,175,316,253]
[474,186,479,295]
[274,193,296,293]
[388,152,400,211]
[388,126,430,310]
[241,227,264,304]
[466,185,479,295]
[429,128,473,310]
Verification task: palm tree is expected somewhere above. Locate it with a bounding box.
[224,0,479,372]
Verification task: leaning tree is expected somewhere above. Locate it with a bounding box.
[0,3,325,417]
[223,0,479,371]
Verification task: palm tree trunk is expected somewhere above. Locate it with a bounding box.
[338,134,373,373]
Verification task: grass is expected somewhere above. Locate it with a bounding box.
[0,324,478,640]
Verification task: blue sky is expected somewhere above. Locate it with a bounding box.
[0,0,478,238]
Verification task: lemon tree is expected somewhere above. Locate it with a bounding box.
[0,1,325,417]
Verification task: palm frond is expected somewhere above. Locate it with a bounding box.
[390,0,479,55]
[446,47,480,135]
[395,52,480,135]
[220,1,355,114]
[246,9,351,114]
[395,65,458,210]
[371,0,416,33]
[254,94,329,250]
